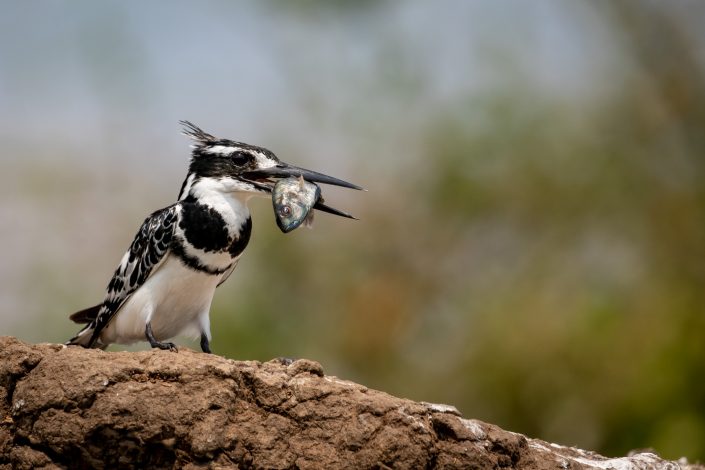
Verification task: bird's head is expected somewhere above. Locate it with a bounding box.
[179,121,361,218]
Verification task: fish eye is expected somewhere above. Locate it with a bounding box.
[280,206,292,217]
[231,151,251,166]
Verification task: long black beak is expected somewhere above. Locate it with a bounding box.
[314,199,358,220]
[245,162,362,220]
[247,163,364,191]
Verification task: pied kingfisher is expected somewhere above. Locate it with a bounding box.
[67,122,360,353]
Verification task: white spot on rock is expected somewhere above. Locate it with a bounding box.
[459,418,487,440]
[422,402,460,415]
[531,442,673,470]
[323,376,358,388]
[398,406,427,433]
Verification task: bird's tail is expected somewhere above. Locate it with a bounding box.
[69,304,101,324]
[66,304,107,349]
[66,324,95,347]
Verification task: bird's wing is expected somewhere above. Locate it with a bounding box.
[68,205,179,347]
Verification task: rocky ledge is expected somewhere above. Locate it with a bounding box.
[0,337,700,469]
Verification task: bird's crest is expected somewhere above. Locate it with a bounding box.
[180,121,217,147]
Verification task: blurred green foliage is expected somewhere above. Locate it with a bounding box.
[211,3,705,460]
[4,0,704,463]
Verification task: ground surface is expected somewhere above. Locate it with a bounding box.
[0,337,700,469]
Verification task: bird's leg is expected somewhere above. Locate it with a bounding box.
[200,333,212,354]
[145,322,177,352]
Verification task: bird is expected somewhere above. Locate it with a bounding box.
[67,121,361,353]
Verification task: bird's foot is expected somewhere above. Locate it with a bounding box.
[152,340,178,352]
[145,322,178,352]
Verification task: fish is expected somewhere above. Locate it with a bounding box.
[272,176,321,233]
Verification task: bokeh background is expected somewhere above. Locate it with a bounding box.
[1,0,704,462]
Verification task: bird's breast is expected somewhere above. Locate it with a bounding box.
[179,201,248,253]
[172,200,252,273]
[103,255,221,344]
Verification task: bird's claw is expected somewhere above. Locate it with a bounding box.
[145,322,177,352]
[162,342,178,352]
[151,340,178,352]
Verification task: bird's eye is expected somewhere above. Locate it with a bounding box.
[231,151,250,166]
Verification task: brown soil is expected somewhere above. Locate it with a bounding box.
[0,337,700,469]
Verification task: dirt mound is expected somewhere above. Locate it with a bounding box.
[0,337,699,469]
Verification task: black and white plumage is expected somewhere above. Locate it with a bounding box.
[67,122,361,353]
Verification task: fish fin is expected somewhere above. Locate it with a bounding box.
[303,210,315,229]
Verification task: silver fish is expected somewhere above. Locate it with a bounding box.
[272,176,321,233]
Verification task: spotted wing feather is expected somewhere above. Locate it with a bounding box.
[68,205,179,347]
